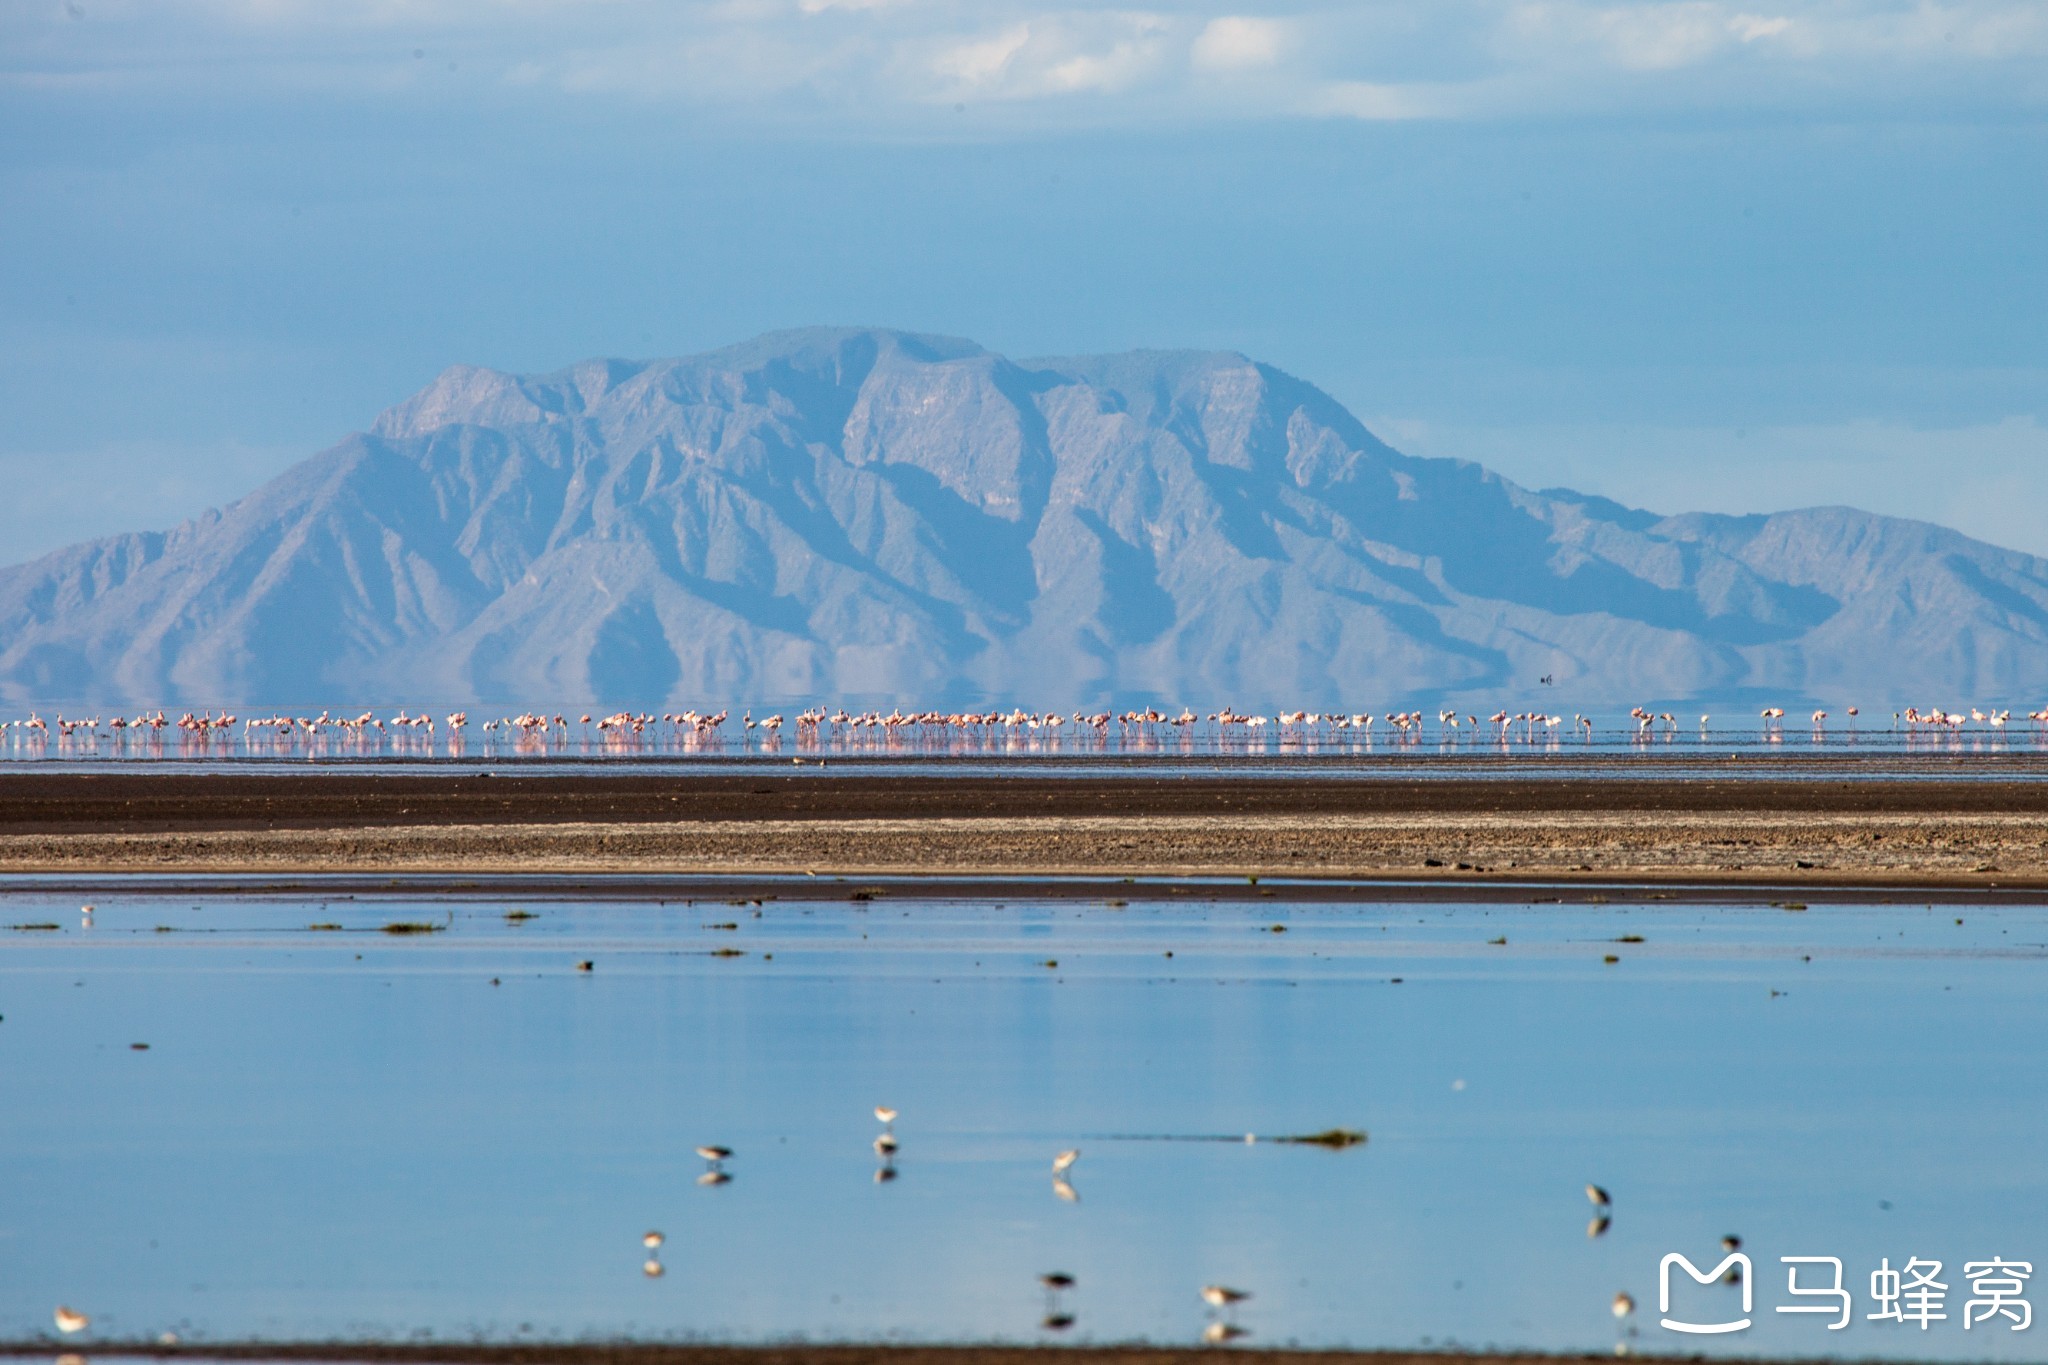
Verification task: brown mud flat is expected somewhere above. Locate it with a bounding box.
[0,768,2044,889]
[0,1345,1841,1365]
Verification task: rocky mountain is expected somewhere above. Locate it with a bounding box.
[4,327,2046,709]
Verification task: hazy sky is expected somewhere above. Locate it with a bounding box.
[3,0,2044,559]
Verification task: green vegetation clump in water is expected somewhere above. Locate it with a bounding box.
[504,909,539,921]
[381,922,444,935]
[10,923,60,931]
[1279,1128,1368,1148]
[307,923,343,931]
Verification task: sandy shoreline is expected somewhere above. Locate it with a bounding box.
[2,767,2044,889]
[1,811,2046,883]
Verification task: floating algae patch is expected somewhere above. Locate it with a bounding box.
[1277,1127,1369,1149]
[1103,1126,1368,1147]
[381,922,445,935]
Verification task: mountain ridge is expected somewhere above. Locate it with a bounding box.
[4,326,2045,708]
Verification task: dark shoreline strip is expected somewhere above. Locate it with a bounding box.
[0,1344,1826,1365]
[6,770,2048,835]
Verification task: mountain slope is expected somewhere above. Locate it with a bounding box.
[4,327,2046,707]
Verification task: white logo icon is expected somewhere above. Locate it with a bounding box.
[1659,1252,1753,1334]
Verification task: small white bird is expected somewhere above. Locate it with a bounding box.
[54,1306,89,1334]
[1612,1291,1635,1319]
[1052,1148,1080,1174]
[874,1106,898,1127]
[643,1230,665,1249]
[696,1144,733,1167]
[1201,1285,1252,1309]
[1586,1183,1612,1208]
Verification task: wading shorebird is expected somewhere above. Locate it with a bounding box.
[643,1231,664,1249]
[1041,1271,1076,1321]
[54,1307,89,1334]
[697,1144,733,1168]
[1586,1183,1612,1209]
[1052,1148,1080,1175]
[874,1106,898,1128]
[1612,1292,1635,1319]
[1202,1285,1252,1313]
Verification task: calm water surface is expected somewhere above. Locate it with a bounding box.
[1,890,2043,1358]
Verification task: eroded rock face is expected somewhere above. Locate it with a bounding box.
[4,326,2045,708]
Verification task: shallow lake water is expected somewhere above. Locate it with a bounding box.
[2,888,2043,1358]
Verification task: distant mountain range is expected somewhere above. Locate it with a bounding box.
[4,327,2046,709]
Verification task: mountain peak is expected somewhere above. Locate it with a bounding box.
[5,330,2046,707]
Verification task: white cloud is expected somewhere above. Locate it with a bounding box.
[797,0,909,13]
[1508,2,1737,71]
[8,1,2048,126]
[1304,78,1445,120]
[930,23,1033,90]
[1190,15,1289,72]
[926,12,1172,100]
[1728,13,1792,42]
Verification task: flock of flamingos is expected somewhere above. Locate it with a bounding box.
[1,701,2044,754]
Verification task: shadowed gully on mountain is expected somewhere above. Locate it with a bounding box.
[4,327,2047,708]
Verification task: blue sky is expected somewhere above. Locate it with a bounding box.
[2,0,2043,559]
